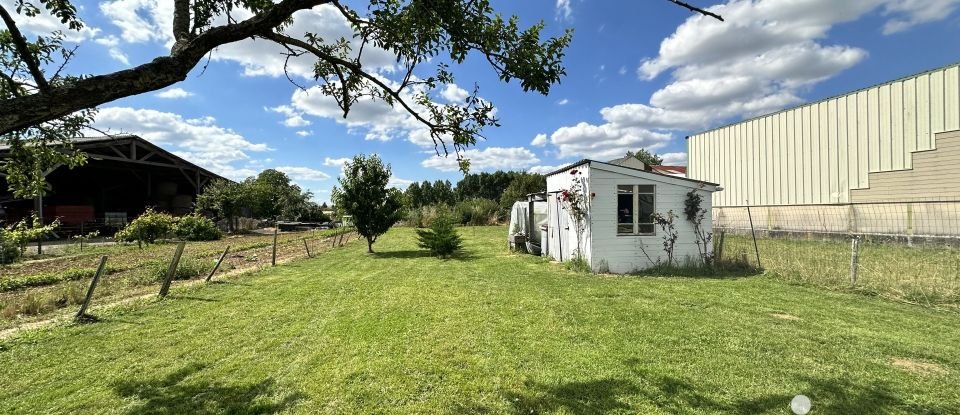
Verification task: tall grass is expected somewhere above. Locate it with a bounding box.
[719,233,960,307]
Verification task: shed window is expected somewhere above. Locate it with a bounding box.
[616,184,655,235]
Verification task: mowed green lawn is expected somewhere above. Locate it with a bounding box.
[1,227,958,414]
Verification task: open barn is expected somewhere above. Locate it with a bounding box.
[0,135,226,236]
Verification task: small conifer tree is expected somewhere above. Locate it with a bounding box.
[416,213,462,258]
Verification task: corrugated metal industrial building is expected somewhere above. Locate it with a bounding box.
[687,62,960,237]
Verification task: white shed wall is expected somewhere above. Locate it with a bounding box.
[587,166,714,273]
[545,165,593,264]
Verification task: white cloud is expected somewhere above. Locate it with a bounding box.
[210,6,396,79]
[441,84,470,103]
[540,0,960,164]
[388,176,414,189]
[267,105,311,128]
[1,0,101,42]
[528,165,564,175]
[882,0,960,34]
[275,166,330,182]
[290,76,488,147]
[661,152,688,166]
[323,157,351,167]
[94,35,129,65]
[422,147,540,172]
[155,87,194,99]
[548,122,671,161]
[99,0,173,45]
[531,133,548,147]
[92,107,271,181]
[295,130,312,137]
[557,98,569,106]
[556,0,573,21]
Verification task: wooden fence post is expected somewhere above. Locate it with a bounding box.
[849,236,860,287]
[206,245,230,282]
[303,239,312,258]
[75,255,108,321]
[272,225,279,267]
[158,242,186,297]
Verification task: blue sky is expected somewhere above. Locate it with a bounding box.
[7,0,960,202]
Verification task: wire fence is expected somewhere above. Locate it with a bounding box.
[712,202,960,308]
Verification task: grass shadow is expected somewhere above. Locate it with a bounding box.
[167,295,218,303]
[620,358,949,414]
[505,378,640,414]
[210,281,253,287]
[114,363,304,415]
[371,249,479,261]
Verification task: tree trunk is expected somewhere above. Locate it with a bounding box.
[367,237,374,253]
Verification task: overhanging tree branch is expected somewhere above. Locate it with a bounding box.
[0,4,50,93]
[667,0,724,21]
[0,0,333,135]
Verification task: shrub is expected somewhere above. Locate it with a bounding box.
[416,213,462,258]
[115,208,176,243]
[566,257,592,273]
[454,198,499,226]
[0,214,60,264]
[174,214,222,241]
[147,257,210,282]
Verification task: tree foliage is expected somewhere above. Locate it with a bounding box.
[499,173,546,207]
[194,179,248,231]
[332,154,403,253]
[1,0,718,197]
[416,211,461,258]
[243,169,314,221]
[626,149,664,166]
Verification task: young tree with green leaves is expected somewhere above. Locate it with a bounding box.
[1,0,718,197]
[194,179,248,232]
[626,149,664,166]
[332,154,404,253]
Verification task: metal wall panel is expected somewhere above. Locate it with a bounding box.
[686,64,960,206]
[891,81,905,170]
[903,78,917,169]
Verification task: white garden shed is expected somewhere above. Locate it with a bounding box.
[543,159,721,273]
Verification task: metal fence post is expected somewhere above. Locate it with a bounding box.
[159,242,186,297]
[849,236,860,287]
[76,255,109,320]
[303,239,312,258]
[746,206,762,268]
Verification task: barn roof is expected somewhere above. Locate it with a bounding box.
[0,134,230,183]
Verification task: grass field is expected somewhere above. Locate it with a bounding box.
[1,227,958,414]
[0,228,352,329]
[720,233,960,308]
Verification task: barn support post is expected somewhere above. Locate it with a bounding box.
[159,242,186,297]
[206,245,230,282]
[76,255,109,321]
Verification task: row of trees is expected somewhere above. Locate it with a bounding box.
[195,169,329,231]
[404,171,546,210]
